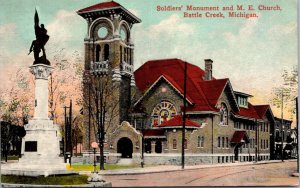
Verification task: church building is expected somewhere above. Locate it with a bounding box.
[77,1,275,165]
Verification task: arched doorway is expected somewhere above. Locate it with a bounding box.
[117,137,133,158]
[155,141,162,153]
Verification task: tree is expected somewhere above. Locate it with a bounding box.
[270,67,298,161]
[84,70,121,170]
[49,49,83,125]
[0,68,34,126]
[271,66,298,120]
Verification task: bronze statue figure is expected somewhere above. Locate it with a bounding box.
[29,9,50,65]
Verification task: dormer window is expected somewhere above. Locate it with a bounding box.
[238,96,248,108]
[220,103,228,125]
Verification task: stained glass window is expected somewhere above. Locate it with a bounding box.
[220,103,228,125]
[151,101,177,126]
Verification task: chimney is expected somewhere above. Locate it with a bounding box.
[204,59,213,80]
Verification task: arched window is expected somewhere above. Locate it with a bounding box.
[151,101,177,126]
[129,48,132,65]
[220,103,228,125]
[96,45,101,62]
[104,44,109,61]
[124,48,127,63]
[120,46,122,64]
[172,139,177,149]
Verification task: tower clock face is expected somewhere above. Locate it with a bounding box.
[97,26,108,39]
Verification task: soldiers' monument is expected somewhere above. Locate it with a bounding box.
[1,10,72,177]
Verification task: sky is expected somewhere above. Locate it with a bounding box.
[0,0,298,121]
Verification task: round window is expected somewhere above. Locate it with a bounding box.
[120,28,127,41]
[98,27,108,38]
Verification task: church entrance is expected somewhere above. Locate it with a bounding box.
[117,137,133,158]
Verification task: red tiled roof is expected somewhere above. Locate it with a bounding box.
[233,102,261,120]
[231,131,249,143]
[253,105,270,119]
[134,58,216,112]
[159,115,200,128]
[134,58,266,120]
[143,129,165,137]
[78,1,121,13]
[198,79,228,107]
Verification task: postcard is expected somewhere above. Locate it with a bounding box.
[0,0,298,187]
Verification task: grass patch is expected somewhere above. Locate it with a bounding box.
[1,175,88,185]
[70,164,151,171]
[1,155,19,161]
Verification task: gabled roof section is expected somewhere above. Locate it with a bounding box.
[253,105,269,118]
[134,74,194,107]
[197,78,239,112]
[232,102,261,121]
[253,105,275,123]
[158,115,200,128]
[134,58,215,112]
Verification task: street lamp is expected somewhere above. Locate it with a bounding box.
[91,141,98,173]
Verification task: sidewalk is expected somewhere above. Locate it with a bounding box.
[80,159,296,176]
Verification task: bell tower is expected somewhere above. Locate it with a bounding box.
[78,1,141,150]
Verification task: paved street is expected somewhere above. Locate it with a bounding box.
[103,161,299,187]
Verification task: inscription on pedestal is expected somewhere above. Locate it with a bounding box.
[25,141,37,152]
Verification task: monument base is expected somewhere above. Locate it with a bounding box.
[1,119,77,177]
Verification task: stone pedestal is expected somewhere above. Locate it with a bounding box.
[1,64,76,177]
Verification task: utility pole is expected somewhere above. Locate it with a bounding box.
[141,123,144,168]
[281,91,284,162]
[211,115,214,164]
[296,97,298,172]
[255,120,258,162]
[88,75,91,152]
[181,61,187,169]
[64,99,72,166]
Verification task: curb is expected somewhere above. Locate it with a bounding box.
[1,182,112,188]
[95,160,294,176]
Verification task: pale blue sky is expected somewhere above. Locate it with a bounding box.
[0,0,298,119]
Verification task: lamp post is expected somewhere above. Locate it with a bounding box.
[91,142,98,173]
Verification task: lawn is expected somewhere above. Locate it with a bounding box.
[1,155,19,161]
[69,163,143,171]
[1,175,88,185]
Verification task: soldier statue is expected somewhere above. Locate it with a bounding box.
[29,9,50,65]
